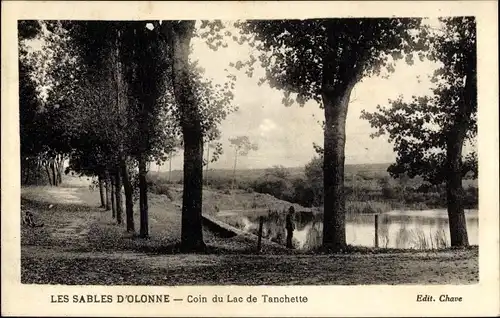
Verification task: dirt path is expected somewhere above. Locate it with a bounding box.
[22,183,102,245]
[44,187,84,204]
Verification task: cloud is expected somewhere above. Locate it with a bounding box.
[155,26,442,171]
[258,118,279,136]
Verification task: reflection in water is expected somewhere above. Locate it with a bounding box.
[219,209,479,250]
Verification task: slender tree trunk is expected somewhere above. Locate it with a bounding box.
[114,170,123,224]
[205,144,210,186]
[139,157,149,238]
[44,163,52,186]
[232,149,238,190]
[110,174,116,218]
[112,27,126,226]
[23,158,31,185]
[51,160,58,186]
[98,174,106,208]
[163,20,205,252]
[105,171,111,211]
[56,156,63,185]
[168,158,172,183]
[120,158,135,232]
[321,79,356,252]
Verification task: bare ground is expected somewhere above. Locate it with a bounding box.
[21,245,478,285]
[20,177,479,285]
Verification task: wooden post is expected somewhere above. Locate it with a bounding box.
[257,216,264,252]
[374,214,379,248]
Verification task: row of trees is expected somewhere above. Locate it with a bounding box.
[20,21,235,250]
[20,17,476,251]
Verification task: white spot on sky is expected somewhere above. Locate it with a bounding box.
[259,118,278,135]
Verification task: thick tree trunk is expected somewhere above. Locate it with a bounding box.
[321,81,356,252]
[446,112,470,247]
[105,171,111,211]
[120,159,135,232]
[445,132,469,247]
[320,23,362,252]
[181,128,205,251]
[114,170,123,224]
[138,157,149,238]
[443,50,475,247]
[98,174,106,208]
[164,20,205,252]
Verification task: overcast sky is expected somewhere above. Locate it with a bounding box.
[25,20,441,172]
[153,23,439,172]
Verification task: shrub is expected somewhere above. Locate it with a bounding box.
[381,186,397,200]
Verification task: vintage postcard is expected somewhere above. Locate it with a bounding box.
[1,1,499,317]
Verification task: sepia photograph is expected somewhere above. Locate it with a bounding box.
[2,1,499,317]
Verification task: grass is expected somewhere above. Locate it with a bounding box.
[21,184,291,255]
[148,164,478,212]
[21,245,478,285]
[19,177,479,285]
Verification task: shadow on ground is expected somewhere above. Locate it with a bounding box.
[20,184,479,285]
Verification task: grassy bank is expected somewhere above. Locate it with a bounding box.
[21,188,290,255]
[20,181,478,285]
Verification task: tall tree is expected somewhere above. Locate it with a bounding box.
[19,21,77,187]
[50,20,235,245]
[225,18,425,251]
[19,21,44,185]
[155,21,237,251]
[361,17,477,247]
[63,21,144,230]
[123,22,178,238]
[228,136,259,189]
[157,21,206,251]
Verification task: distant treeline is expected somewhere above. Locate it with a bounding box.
[148,163,478,210]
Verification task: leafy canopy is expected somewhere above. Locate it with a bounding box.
[360,17,477,184]
[229,136,259,156]
[221,18,425,107]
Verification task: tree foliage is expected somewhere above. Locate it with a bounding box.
[226,18,425,106]
[20,20,237,242]
[361,17,477,184]
[229,135,259,156]
[217,18,426,251]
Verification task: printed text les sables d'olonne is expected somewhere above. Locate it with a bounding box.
[50,294,309,304]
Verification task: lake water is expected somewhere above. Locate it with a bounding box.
[217,209,479,250]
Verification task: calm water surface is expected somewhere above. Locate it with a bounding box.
[217,209,478,250]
